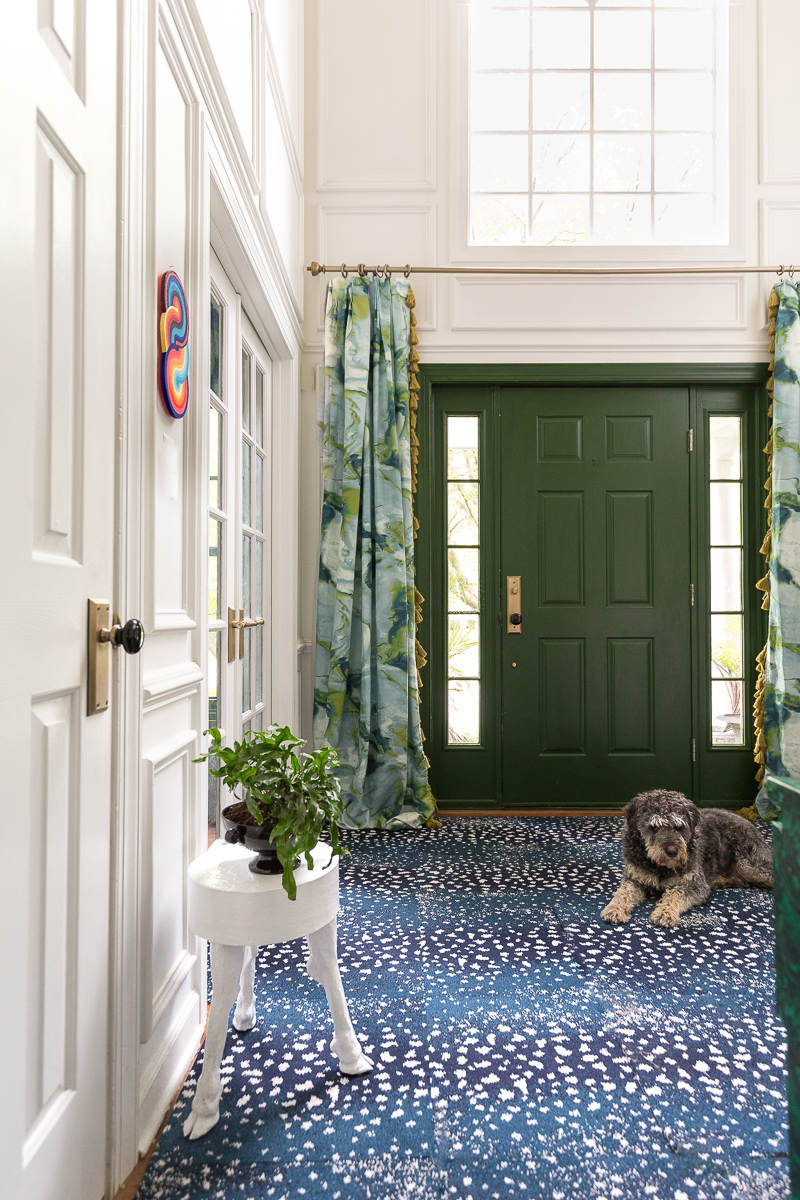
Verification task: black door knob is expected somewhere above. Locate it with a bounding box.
[510,613,522,626]
[114,619,145,654]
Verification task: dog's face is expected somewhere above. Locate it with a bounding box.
[624,790,698,871]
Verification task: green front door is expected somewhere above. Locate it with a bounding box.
[500,388,692,807]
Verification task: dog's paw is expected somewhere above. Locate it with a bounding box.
[601,902,630,925]
[650,907,679,928]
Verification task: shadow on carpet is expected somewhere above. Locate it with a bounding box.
[136,817,789,1200]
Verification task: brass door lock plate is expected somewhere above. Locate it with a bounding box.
[88,599,111,714]
[506,575,522,634]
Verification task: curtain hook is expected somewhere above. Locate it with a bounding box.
[341,263,348,279]
[403,264,412,279]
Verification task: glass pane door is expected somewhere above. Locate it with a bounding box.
[206,257,272,841]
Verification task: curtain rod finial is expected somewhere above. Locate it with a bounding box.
[309,261,324,276]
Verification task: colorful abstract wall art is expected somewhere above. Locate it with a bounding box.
[158,269,189,419]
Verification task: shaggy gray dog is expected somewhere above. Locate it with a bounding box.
[601,789,773,928]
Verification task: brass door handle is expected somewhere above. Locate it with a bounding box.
[228,608,265,661]
[506,575,522,634]
[88,600,145,715]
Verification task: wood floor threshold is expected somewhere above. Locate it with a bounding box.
[112,1006,209,1200]
[438,809,624,817]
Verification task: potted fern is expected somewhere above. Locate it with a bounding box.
[194,725,347,900]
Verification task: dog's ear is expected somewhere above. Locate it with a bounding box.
[622,796,640,827]
[681,799,700,838]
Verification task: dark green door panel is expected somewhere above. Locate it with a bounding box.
[500,388,693,808]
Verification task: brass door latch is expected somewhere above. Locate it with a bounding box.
[87,599,144,715]
[506,575,522,634]
[228,607,265,662]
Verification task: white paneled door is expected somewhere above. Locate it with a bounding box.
[0,5,118,1200]
[207,255,273,842]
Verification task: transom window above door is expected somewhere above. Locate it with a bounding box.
[468,0,730,247]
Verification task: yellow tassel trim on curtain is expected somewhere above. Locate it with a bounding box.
[750,286,778,794]
[406,288,441,829]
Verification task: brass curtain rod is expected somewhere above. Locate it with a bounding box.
[308,260,796,279]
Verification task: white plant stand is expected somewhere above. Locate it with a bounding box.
[182,838,373,1140]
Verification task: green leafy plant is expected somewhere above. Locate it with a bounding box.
[194,725,347,901]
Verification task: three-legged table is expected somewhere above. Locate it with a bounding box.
[182,839,373,1140]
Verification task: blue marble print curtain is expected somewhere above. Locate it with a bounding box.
[758,280,800,817]
[313,277,435,829]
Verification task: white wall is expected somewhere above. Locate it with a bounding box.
[297,0,800,728]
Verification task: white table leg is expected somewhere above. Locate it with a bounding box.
[233,945,258,1032]
[306,917,373,1076]
[183,942,245,1140]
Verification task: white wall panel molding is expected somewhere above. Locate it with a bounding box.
[450,275,746,334]
[263,0,303,177]
[136,988,203,1156]
[415,341,770,363]
[758,199,800,313]
[143,661,205,706]
[759,0,800,183]
[33,116,84,566]
[316,0,435,192]
[24,690,80,1166]
[38,0,85,98]
[316,205,437,331]
[139,729,198,1045]
[263,16,303,194]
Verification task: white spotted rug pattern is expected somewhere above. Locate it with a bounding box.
[135,817,789,1200]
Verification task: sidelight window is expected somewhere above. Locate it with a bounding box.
[468,0,730,246]
[447,416,481,743]
[708,415,743,745]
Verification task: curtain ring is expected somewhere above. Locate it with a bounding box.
[404,264,412,278]
[384,263,391,281]
[357,263,367,278]
[778,264,785,278]
[341,263,348,279]
[790,265,796,280]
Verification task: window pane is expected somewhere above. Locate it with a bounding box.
[254,624,263,714]
[449,548,480,613]
[655,73,714,132]
[655,134,715,192]
[449,483,480,546]
[448,416,479,478]
[242,534,251,617]
[209,405,221,508]
[655,10,715,69]
[710,547,741,612]
[531,11,590,69]
[449,680,481,745]
[593,196,650,244]
[210,294,222,399]
[242,439,251,528]
[711,613,742,679]
[710,482,742,546]
[471,134,528,192]
[255,368,264,447]
[594,134,651,192]
[255,537,263,618]
[255,452,263,532]
[594,73,650,131]
[531,134,590,192]
[654,194,715,245]
[531,73,589,132]
[709,416,741,480]
[472,73,529,132]
[242,348,251,432]
[242,626,251,716]
[471,8,529,70]
[209,630,220,728]
[449,614,480,678]
[530,196,588,245]
[594,10,651,69]
[471,195,527,246]
[208,517,221,620]
[711,679,744,746]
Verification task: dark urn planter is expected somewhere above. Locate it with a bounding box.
[221,802,299,876]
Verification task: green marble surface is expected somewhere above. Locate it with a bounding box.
[765,777,800,1198]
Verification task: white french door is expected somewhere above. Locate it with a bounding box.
[207,254,273,840]
[0,4,118,1199]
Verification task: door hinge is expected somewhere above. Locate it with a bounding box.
[692,737,696,762]
[687,429,694,452]
[690,582,695,606]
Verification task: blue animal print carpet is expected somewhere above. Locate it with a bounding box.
[136,817,789,1200]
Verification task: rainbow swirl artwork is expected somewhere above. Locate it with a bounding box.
[158,269,189,419]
